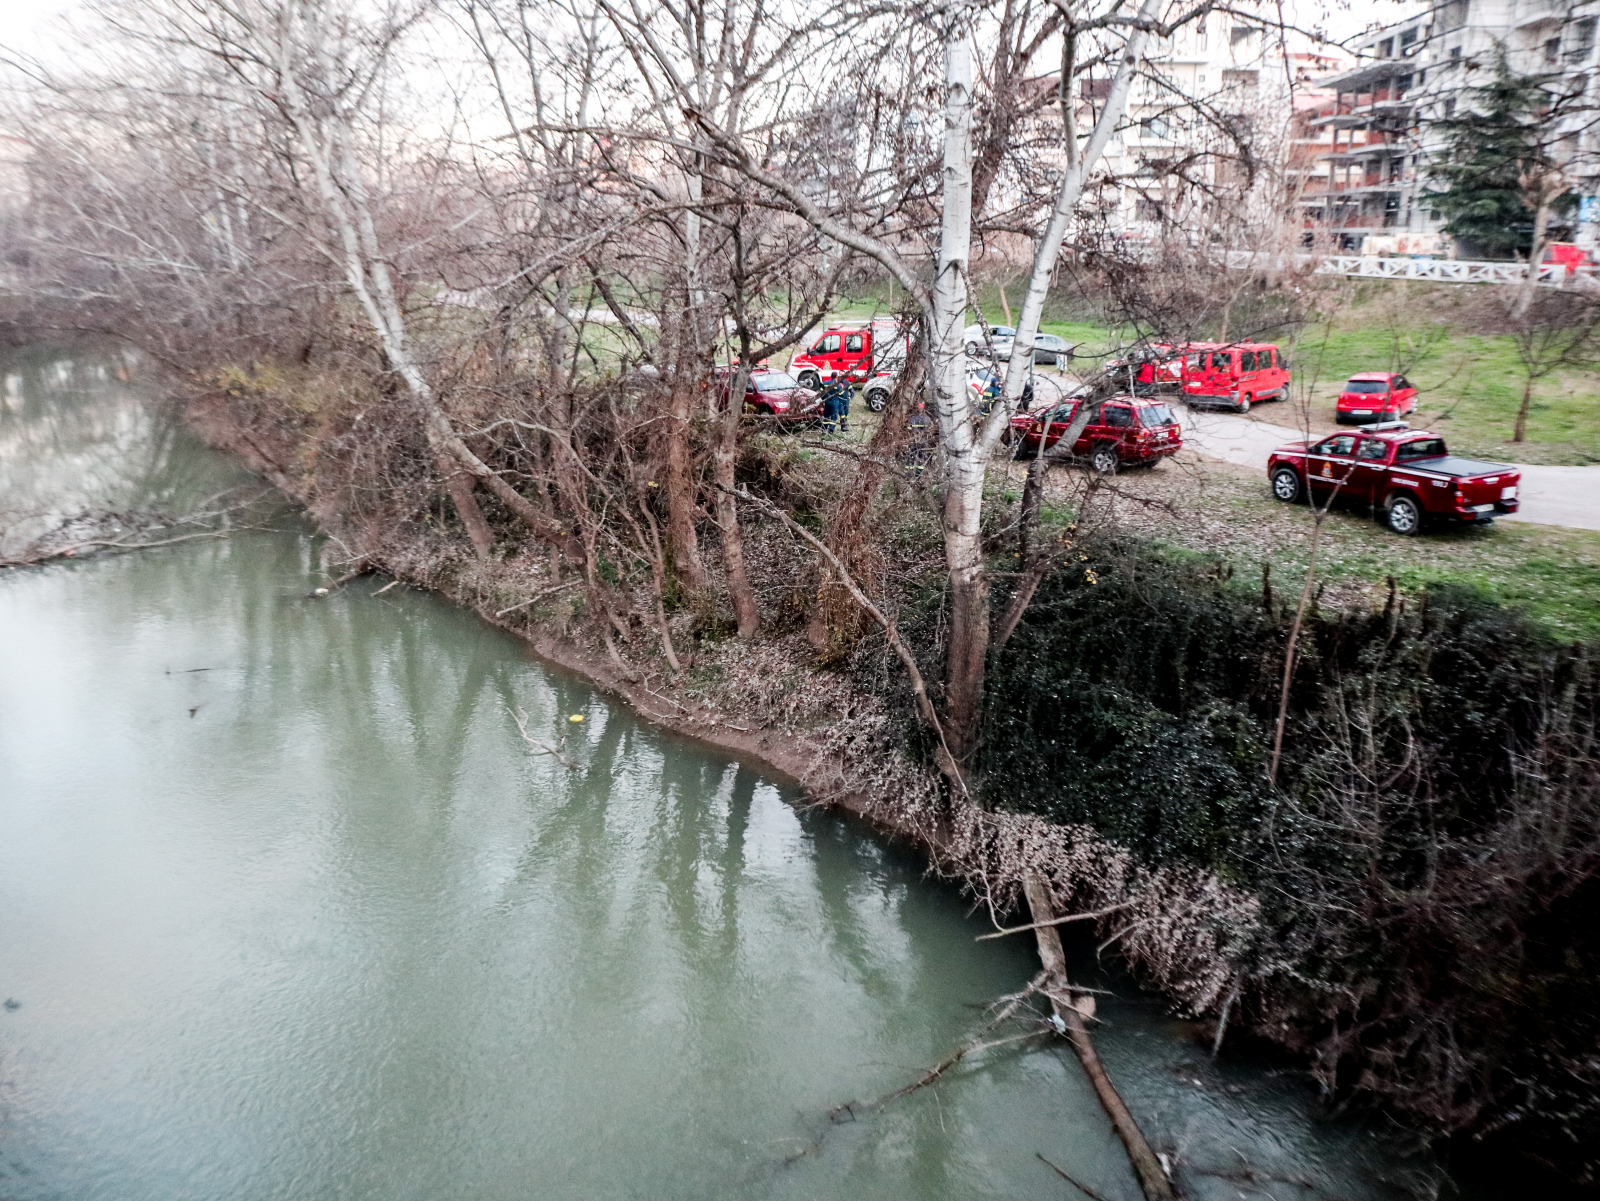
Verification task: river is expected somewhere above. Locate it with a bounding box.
[0,346,1439,1200]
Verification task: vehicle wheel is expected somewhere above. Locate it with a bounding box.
[1236,394,1253,414]
[1386,493,1423,536]
[965,340,979,356]
[1271,467,1303,503]
[1089,443,1119,474]
[865,389,889,413]
[798,372,821,391]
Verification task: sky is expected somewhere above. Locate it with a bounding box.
[0,0,77,59]
[0,0,1420,63]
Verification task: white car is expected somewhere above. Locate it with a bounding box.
[963,324,1016,358]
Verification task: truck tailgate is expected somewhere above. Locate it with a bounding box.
[1403,456,1519,505]
[1458,470,1520,505]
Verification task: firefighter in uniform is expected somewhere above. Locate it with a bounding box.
[819,376,853,435]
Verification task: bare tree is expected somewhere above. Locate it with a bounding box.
[1510,290,1600,443]
[602,0,1228,772]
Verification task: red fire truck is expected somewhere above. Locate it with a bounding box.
[788,320,910,393]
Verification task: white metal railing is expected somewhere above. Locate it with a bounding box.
[1203,249,1594,288]
[1314,255,1594,286]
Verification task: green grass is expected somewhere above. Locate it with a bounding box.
[1160,477,1600,640]
[1039,321,1128,358]
[1289,319,1600,466]
[821,276,1600,462]
[1032,284,1600,465]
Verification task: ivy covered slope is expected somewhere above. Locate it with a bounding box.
[979,538,1600,1183]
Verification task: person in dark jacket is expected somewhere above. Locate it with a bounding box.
[819,377,852,434]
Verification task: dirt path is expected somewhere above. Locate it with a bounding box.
[1180,406,1600,532]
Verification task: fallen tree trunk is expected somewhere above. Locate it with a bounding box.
[1023,869,1176,1201]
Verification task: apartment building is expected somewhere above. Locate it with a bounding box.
[1084,15,1350,238]
[1309,0,1600,252]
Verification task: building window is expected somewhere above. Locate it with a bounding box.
[1569,17,1597,62]
[1197,18,1208,50]
[1135,197,1164,221]
[1222,69,1259,88]
[1439,0,1469,31]
[1081,78,1111,100]
[1400,27,1419,52]
[1546,37,1562,64]
[1378,37,1394,57]
[1444,97,1457,117]
[1231,25,1254,45]
[1450,45,1462,62]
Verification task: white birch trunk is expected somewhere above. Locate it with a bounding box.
[995,0,1162,420]
[929,8,990,759]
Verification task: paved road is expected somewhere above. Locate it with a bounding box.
[1178,406,1600,533]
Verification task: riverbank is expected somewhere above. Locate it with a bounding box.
[178,369,1600,1194]
[183,387,1260,1025]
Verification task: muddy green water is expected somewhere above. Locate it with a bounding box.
[0,348,1434,1200]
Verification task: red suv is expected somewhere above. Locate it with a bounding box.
[1107,343,1185,390]
[1180,342,1290,412]
[1009,395,1182,471]
[1335,372,1417,424]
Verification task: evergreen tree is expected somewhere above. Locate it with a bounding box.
[1424,54,1577,258]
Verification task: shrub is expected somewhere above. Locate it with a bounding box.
[976,535,1600,1181]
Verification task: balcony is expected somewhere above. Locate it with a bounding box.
[1320,144,1411,164]
[1317,59,1416,92]
[1514,0,1566,29]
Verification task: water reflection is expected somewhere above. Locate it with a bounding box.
[0,348,254,558]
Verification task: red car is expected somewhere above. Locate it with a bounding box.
[1335,372,1417,424]
[1179,342,1290,412]
[1268,422,1520,534]
[1009,394,1182,472]
[714,367,822,424]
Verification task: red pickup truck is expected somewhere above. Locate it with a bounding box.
[1009,394,1182,472]
[1268,422,1521,534]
